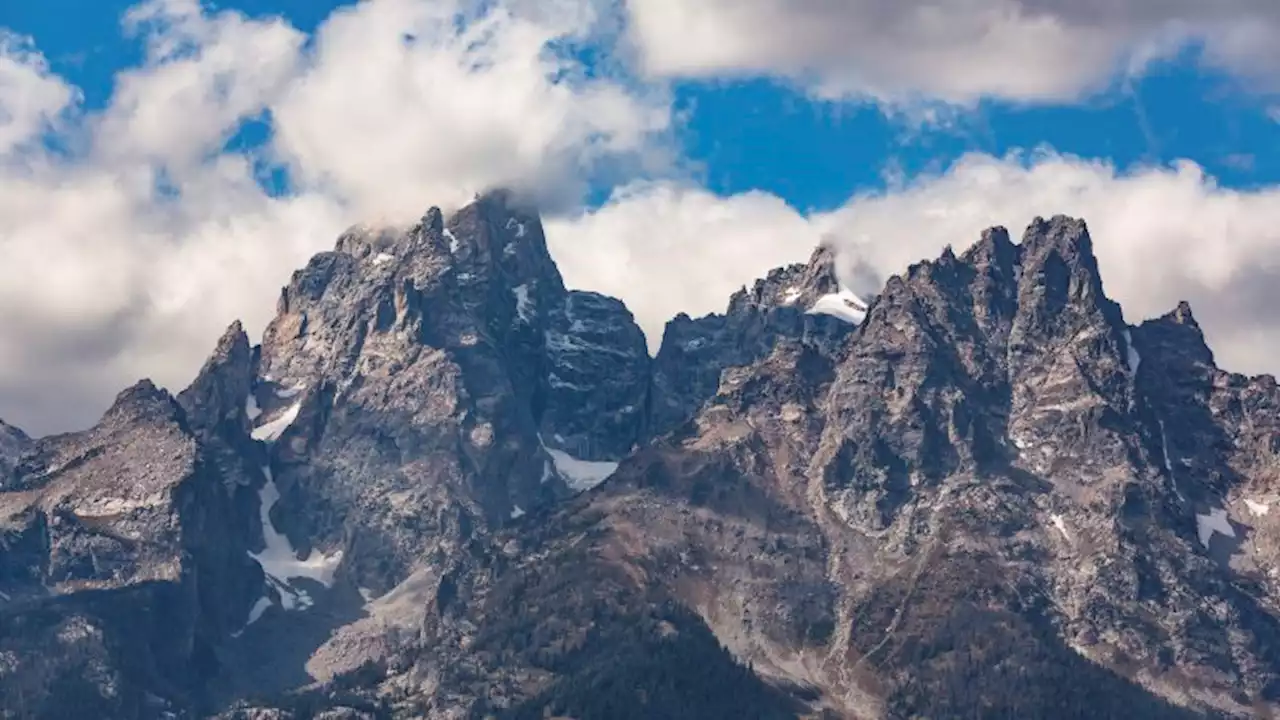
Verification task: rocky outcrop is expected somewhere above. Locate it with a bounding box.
[0,419,29,480]
[0,379,261,717]
[541,291,650,462]
[648,244,862,440]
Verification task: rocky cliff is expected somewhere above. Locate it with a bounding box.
[2,194,1280,719]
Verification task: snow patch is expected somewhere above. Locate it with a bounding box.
[806,289,868,324]
[541,439,619,493]
[252,401,301,442]
[1123,328,1141,375]
[1050,513,1071,541]
[505,217,527,237]
[781,287,802,305]
[1246,499,1271,517]
[444,227,460,252]
[245,393,262,421]
[513,284,533,322]
[230,596,274,638]
[275,384,303,399]
[245,596,272,625]
[1158,420,1186,503]
[510,505,526,519]
[1195,507,1235,548]
[247,468,343,615]
[372,252,395,266]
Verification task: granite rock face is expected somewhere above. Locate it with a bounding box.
[6,204,1280,719]
[647,244,862,440]
[0,379,261,718]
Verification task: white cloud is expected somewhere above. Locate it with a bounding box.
[549,154,1280,379]
[546,183,821,347]
[271,0,670,218]
[623,0,1280,104]
[0,0,671,435]
[0,32,76,154]
[4,0,1280,439]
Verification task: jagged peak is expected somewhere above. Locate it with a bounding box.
[0,417,30,445]
[101,379,183,428]
[722,241,843,316]
[210,321,250,364]
[1169,300,1199,328]
[1136,300,1215,371]
[806,242,838,271]
[1010,215,1126,336]
[178,319,255,434]
[962,225,1016,265]
[1020,215,1097,270]
[423,206,444,236]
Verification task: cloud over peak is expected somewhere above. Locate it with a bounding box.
[4,0,1280,438]
[0,0,672,434]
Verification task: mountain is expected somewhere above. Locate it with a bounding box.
[2,193,1280,719]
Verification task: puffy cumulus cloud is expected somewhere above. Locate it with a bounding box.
[271,0,671,218]
[820,154,1280,380]
[623,0,1280,104]
[548,154,1280,377]
[0,0,671,435]
[545,183,822,347]
[0,33,76,154]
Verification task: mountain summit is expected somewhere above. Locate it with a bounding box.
[2,197,1279,719]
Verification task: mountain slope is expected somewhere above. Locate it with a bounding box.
[3,198,1280,719]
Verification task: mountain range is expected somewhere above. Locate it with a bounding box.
[3,190,1280,719]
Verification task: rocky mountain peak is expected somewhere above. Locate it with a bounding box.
[99,378,185,430]
[179,320,255,435]
[726,241,844,316]
[1142,299,1212,362]
[649,240,862,440]
[1170,298,1201,327]
[1011,215,1127,349]
[12,202,1280,719]
[961,224,1016,265]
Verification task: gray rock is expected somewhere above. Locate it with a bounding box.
[0,419,30,480]
[541,290,650,461]
[378,216,1280,718]
[648,243,858,440]
[11,204,1280,719]
[0,377,259,716]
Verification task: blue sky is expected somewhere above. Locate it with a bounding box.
[4,0,1280,433]
[8,0,1279,212]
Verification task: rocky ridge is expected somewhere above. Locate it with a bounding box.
[1,194,1279,719]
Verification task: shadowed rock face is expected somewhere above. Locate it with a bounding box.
[5,204,1280,719]
[0,420,29,479]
